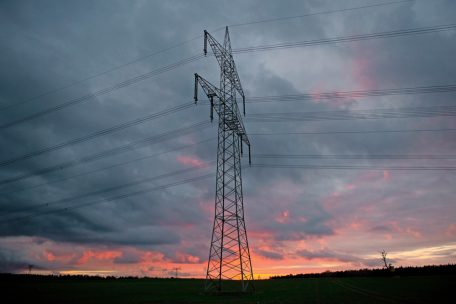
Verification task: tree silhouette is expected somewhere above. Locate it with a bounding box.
[381,250,394,271]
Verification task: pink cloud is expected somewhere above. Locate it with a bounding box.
[350,221,362,230]
[174,252,201,264]
[176,155,205,168]
[446,224,456,237]
[351,44,375,90]
[383,170,391,182]
[275,210,290,224]
[385,221,422,239]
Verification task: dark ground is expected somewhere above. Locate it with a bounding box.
[2,273,455,303]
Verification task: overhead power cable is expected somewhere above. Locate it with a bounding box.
[0,137,216,197]
[4,82,455,168]
[1,0,411,112]
[0,173,213,224]
[226,0,415,28]
[233,23,456,54]
[246,105,456,122]
[1,81,453,168]
[253,154,456,160]
[4,85,456,167]
[6,126,454,196]
[0,37,204,112]
[248,164,456,171]
[0,120,210,187]
[244,84,456,104]
[249,128,456,136]
[0,54,204,130]
[1,163,214,217]
[0,102,195,168]
[3,23,455,130]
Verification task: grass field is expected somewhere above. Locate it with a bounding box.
[3,274,455,303]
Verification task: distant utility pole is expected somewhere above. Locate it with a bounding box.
[173,267,181,278]
[162,268,168,278]
[193,27,254,293]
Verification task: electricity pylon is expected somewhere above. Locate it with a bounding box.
[193,27,254,293]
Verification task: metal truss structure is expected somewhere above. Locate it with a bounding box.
[193,27,254,293]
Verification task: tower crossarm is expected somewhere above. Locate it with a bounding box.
[194,73,251,154]
[194,73,223,107]
[204,28,246,115]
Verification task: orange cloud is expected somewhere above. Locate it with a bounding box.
[44,250,56,262]
[41,249,76,264]
[77,250,122,265]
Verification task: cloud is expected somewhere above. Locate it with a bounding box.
[296,248,357,263]
[176,155,205,168]
[0,0,455,277]
[295,248,392,268]
[113,249,142,264]
[0,251,39,273]
[0,243,49,273]
[255,249,283,260]
[76,250,122,266]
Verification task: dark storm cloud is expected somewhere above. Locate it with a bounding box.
[0,249,44,273]
[0,0,455,275]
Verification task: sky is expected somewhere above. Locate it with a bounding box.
[0,0,455,278]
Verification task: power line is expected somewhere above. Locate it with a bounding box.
[1,0,411,112]
[0,102,195,167]
[4,126,454,195]
[226,0,415,28]
[1,163,214,217]
[0,54,204,130]
[248,163,456,171]
[253,154,456,160]
[246,105,456,122]
[4,82,454,167]
[3,23,453,130]
[0,107,454,189]
[244,84,456,104]
[0,173,213,224]
[0,37,204,112]
[6,126,455,195]
[0,137,216,197]
[0,120,210,187]
[233,23,456,54]
[249,128,456,136]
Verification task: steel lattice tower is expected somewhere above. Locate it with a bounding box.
[193,27,254,293]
